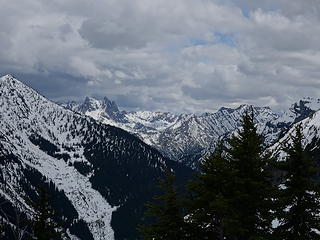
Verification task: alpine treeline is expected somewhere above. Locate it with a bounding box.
[141,113,320,240]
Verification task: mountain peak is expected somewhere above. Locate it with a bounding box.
[0,74,18,84]
[0,74,29,92]
[78,96,102,112]
[102,96,119,113]
[84,96,99,105]
[217,104,251,113]
[218,106,237,114]
[271,96,320,127]
[1,74,14,80]
[103,96,111,103]
[290,97,320,114]
[77,96,120,117]
[301,96,318,101]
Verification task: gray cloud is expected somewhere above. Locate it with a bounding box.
[79,18,148,49]
[0,0,320,113]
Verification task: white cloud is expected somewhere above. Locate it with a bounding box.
[0,0,320,112]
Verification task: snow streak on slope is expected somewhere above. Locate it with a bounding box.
[19,141,115,239]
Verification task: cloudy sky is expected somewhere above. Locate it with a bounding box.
[1,0,320,113]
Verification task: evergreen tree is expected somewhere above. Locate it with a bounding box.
[187,145,232,240]
[32,187,63,240]
[223,112,275,240]
[0,214,6,238]
[139,170,186,240]
[275,124,320,240]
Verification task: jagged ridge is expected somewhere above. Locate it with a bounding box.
[66,96,320,167]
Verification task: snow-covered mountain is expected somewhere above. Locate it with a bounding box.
[62,97,180,139]
[270,106,320,161]
[273,97,320,127]
[65,96,320,167]
[262,97,320,147]
[0,75,192,240]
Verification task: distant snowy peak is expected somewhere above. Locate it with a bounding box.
[273,97,320,126]
[66,96,182,133]
[78,96,119,114]
[125,110,181,131]
[270,108,320,161]
[64,96,125,124]
[217,104,277,122]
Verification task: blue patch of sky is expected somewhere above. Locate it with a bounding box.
[215,32,237,47]
[241,7,250,19]
[188,32,237,47]
[188,38,211,46]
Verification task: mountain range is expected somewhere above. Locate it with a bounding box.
[63,95,320,167]
[2,74,320,239]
